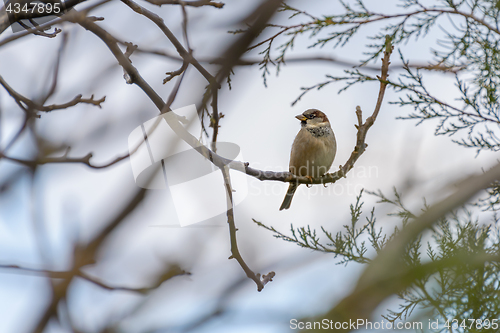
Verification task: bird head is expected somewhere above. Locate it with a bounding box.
[295,109,330,127]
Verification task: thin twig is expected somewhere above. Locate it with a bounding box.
[0,76,105,112]
[120,0,217,86]
[143,0,224,8]
[211,87,220,146]
[119,44,466,73]
[339,36,393,176]
[220,165,273,292]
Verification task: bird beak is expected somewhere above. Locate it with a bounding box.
[295,114,307,121]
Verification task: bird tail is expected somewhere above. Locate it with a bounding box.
[280,183,299,210]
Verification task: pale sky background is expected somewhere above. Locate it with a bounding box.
[0,0,499,332]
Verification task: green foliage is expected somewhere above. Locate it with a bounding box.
[416,215,500,333]
[255,190,378,264]
[475,182,500,212]
[254,190,500,332]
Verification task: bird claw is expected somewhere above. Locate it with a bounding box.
[305,176,314,188]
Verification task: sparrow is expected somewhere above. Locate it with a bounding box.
[279,109,337,210]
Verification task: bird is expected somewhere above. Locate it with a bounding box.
[279,109,337,210]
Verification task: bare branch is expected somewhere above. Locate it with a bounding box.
[120,0,217,86]
[163,61,189,84]
[123,44,466,73]
[0,76,105,112]
[143,0,224,8]
[78,266,189,294]
[220,165,274,292]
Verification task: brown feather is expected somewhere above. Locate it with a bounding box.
[280,109,337,210]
